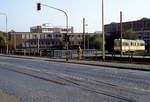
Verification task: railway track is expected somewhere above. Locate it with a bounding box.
[0,62,141,102]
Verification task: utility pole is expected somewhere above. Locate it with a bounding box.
[37,34,40,55]
[0,13,8,54]
[120,11,123,56]
[83,18,85,50]
[87,33,89,49]
[6,16,8,54]
[102,0,105,61]
[37,27,40,56]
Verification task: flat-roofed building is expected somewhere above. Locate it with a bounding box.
[8,24,97,52]
[30,23,74,34]
[9,32,64,50]
[9,32,97,51]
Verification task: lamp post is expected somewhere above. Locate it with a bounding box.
[37,3,69,61]
[83,18,86,50]
[83,18,88,50]
[0,13,8,54]
[102,0,105,61]
[120,11,123,56]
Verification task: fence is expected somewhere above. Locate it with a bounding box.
[0,49,102,59]
[47,49,102,58]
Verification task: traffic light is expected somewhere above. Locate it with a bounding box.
[67,35,71,42]
[37,3,41,11]
[63,34,67,42]
[63,34,71,42]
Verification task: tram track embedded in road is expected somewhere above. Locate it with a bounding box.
[0,62,140,102]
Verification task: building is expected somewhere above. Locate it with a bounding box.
[105,18,150,35]
[8,24,99,54]
[9,32,64,51]
[9,32,85,51]
[9,32,98,51]
[104,18,150,51]
[30,23,74,33]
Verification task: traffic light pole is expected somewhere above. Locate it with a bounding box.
[37,3,69,61]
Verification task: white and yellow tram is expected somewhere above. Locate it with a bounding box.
[114,39,145,53]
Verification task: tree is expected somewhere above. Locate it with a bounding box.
[9,29,15,33]
[0,32,5,43]
[89,35,103,49]
[123,29,139,40]
[0,32,6,49]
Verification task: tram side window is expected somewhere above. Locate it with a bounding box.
[122,42,129,46]
[114,41,120,46]
[134,43,136,46]
[131,42,133,46]
[140,43,145,46]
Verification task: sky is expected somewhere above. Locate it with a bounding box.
[0,0,150,33]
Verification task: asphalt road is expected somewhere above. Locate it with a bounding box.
[0,56,150,102]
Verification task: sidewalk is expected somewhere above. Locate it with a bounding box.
[0,91,19,102]
[0,54,150,71]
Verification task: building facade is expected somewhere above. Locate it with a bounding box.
[9,32,85,51]
[9,32,63,50]
[9,32,98,51]
[105,18,150,35]
[8,24,98,53]
[104,18,150,51]
[30,23,74,33]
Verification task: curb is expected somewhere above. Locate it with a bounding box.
[0,54,150,71]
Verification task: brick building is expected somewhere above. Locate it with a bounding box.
[105,18,150,35]
[9,32,98,52]
[9,32,87,51]
[104,18,150,51]
[9,32,63,50]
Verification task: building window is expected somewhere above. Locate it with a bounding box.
[26,34,29,39]
[48,28,53,31]
[41,41,44,45]
[33,35,37,39]
[22,43,25,47]
[26,42,29,47]
[43,28,48,32]
[30,34,33,39]
[61,29,67,32]
[34,41,37,45]
[22,34,25,39]
[40,34,45,39]
[52,41,54,45]
[30,42,33,45]
[47,34,52,38]
[55,34,62,38]
[47,42,51,45]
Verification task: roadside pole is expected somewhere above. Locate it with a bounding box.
[102,0,105,61]
[120,11,123,56]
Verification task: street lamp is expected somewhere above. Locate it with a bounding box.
[37,3,69,61]
[0,12,8,54]
[83,18,88,50]
[102,0,105,61]
[120,11,123,56]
